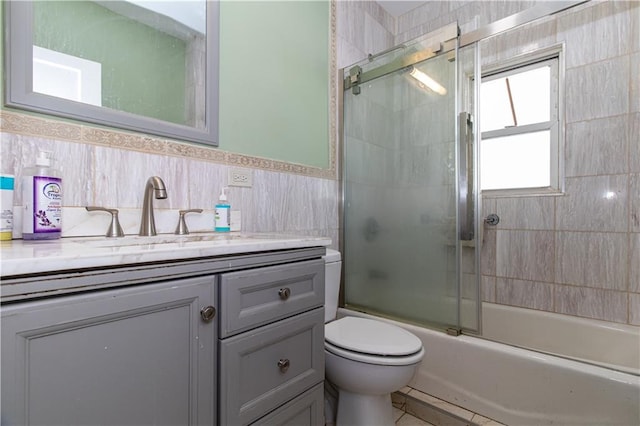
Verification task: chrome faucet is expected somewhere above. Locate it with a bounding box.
[139,176,167,236]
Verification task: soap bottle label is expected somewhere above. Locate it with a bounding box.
[0,175,14,240]
[214,205,230,232]
[22,176,62,234]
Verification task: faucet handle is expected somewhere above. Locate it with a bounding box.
[86,206,125,238]
[175,209,203,235]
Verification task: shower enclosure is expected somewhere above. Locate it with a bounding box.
[340,1,640,378]
[341,23,482,334]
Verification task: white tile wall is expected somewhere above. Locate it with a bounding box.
[555,232,628,291]
[554,285,628,324]
[558,1,635,68]
[630,233,640,293]
[631,53,640,114]
[482,275,497,303]
[631,113,640,173]
[480,18,557,66]
[495,197,555,230]
[496,230,555,282]
[565,56,630,123]
[629,293,640,326]
[496,277,554,311]
[565,115,629,177]
[630,174,640,233]
[556,175,628,232]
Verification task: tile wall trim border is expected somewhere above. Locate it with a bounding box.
[0,1,338,182]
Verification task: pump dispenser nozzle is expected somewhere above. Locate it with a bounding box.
[218,187,228,202]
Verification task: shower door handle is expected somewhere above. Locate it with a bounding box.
[458,112,474,241]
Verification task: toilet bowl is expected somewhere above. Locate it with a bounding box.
[323,249,424,426]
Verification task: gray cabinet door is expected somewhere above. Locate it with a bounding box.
[251,383,324,426]
[219,308,324,426]
[1,276,217,426]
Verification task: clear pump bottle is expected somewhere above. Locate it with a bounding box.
[214,187,230,232]
[22,151,62,240]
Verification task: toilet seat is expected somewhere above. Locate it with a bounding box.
[324,317,424,366]
[325,340,424,366]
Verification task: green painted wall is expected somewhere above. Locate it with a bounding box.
[33,1,186,125]
[219,1,330,169]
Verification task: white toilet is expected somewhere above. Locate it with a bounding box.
[323,249,424,426]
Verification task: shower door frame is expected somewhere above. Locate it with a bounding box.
[339,23,468,332]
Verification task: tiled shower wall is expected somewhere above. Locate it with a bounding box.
[338,1,639,327]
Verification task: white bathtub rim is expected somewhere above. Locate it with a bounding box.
[482,302,640,374]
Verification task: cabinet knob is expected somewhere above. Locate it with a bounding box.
[200,306,216,322]
[277,358,290,373]
[278,288,291,300]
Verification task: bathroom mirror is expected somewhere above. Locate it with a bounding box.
[4,0,219,146]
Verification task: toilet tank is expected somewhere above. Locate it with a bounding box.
[323,249,342,322]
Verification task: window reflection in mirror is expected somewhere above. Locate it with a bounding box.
[32,0,206,128]
[5,0,218,146]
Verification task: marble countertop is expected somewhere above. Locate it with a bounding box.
[0,233,332,277]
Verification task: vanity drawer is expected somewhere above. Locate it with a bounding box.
[251,382,324,426]
[219,259,324,337]
[219,308,324,426]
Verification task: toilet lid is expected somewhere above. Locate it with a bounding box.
[325,317,422,356]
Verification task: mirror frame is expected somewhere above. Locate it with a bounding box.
[4,0,219,146]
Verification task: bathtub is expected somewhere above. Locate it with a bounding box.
[338,307,640,426]
[482,302,640,375]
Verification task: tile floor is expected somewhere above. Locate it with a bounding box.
[392,386,505,426]
[394,407,435,425]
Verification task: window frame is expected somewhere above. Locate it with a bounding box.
[480,45,565,196]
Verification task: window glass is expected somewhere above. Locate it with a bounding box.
[481,131,551,190]
[480,54,559,193]
[481,65,551,132]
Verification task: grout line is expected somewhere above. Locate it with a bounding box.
[396,390,474,425]
[395,411,406,424]
[394,387,506,426]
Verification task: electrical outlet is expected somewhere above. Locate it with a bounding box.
[228,168,252,187]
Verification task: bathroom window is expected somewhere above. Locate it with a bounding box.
[480,53,561,193]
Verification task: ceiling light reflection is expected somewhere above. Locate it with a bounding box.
[408,66,447,96]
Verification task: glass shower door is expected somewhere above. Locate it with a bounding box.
[342,24,480,332]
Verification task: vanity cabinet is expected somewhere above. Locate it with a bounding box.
[1,275,217,426]
[1,246,326,426]
[218,259,325,426]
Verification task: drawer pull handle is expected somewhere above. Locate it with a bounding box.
[200,306,216,322]
[278,358,290,373]
[278,288,291,300]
